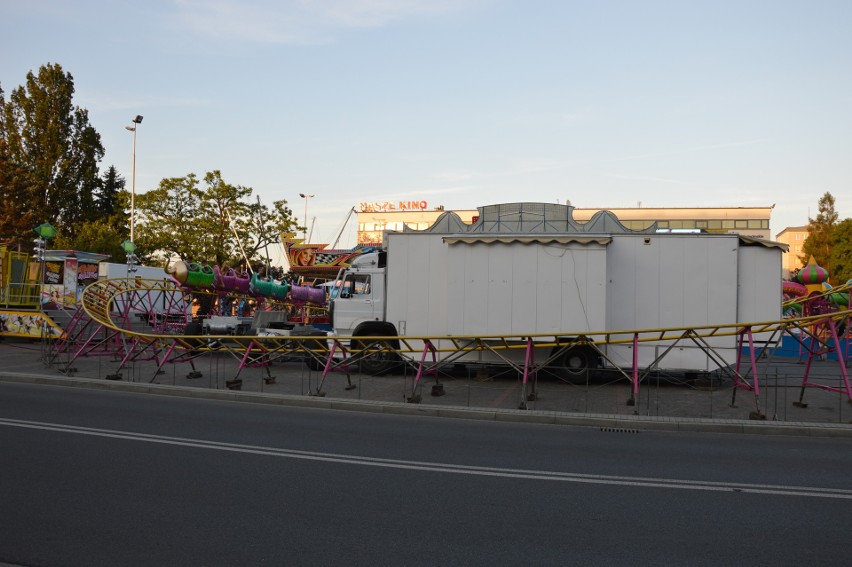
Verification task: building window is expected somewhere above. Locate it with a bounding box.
[624,220,654,230]
[735,220,748,228]
[696,220,708,229]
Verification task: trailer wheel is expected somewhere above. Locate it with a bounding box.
[353,334,396,376]
[558,346,595,376]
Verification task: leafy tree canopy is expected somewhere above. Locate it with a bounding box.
[0,136,41,242]
[1,63,106,239]
[96,166,125,218]
[0,63,128,248]
[802,191,839,282]
[135,170,298,271]
[53,190,132,262]
[829,219,852,285]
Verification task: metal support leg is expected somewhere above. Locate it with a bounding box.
[408,339,438,403]
[518,338,536,409]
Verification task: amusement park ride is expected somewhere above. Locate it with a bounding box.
[1,204,850,420]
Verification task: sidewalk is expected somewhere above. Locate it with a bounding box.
[2,337,851,438]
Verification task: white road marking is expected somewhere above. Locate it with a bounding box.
[2,417,850,500]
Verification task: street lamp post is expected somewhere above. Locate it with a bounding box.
[298,193,315,242]
[33,223,56,316]
[125,115,143,243]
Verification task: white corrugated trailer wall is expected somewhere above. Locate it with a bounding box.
[605,234,739,371]
[736,244,783,345]
[385,232,450,337]
[446,240,607,336]
[97,262,180,315]
[98,262,169,280]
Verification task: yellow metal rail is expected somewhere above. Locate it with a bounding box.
[81,277,850,355]
[73,277,852,415]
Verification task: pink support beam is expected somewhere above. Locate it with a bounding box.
[797,318,852,403]
[413,339,437,387]
[632,333,639,401]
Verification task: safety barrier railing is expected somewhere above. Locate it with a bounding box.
[72,277,852,418]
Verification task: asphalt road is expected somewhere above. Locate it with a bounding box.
[2,381,851,566]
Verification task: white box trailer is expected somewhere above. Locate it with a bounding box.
[442,235,608,337]
[603,234,782,371]
[97,262,189,323]
[98,262,171,281]
[329,202,783,375]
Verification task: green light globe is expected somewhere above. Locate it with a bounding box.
[34,223,57,239]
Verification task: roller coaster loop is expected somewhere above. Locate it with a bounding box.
[44,278,852,420]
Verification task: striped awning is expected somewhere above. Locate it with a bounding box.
[443,236,612,246]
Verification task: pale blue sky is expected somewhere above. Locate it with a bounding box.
[2,0,850,253]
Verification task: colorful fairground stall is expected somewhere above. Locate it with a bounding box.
[0,241,108,338]
[283,235,375,284]
[778,256,851,361]
[281,235,378,328]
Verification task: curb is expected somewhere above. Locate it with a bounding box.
[3,372,852,439]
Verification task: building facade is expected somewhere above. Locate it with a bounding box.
[774,225,809,278]
[571,206,773,240]
[356,201,478,245]
[356,201,775,245]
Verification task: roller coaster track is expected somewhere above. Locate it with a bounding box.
[67,277,852,416]
[783,280,852,309]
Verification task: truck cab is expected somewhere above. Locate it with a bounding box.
[329,251,387,337]
[328,250,402,375]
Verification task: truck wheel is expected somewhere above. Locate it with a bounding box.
[182,320,204,350]
[559,346,595,376]
[353,335,395,376]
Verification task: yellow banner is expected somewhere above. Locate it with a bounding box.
[0,309,64,338]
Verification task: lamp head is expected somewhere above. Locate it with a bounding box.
[34,222,57,239]
[121,239,137,254]
[133,115,143,124]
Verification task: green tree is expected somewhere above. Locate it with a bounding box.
[53,190,132,261]
[0,63,104,240]
[196,170,254,266]
[135,173,204,264]
[134,170,298,269]
[0,135,41,242]
[801,192,838,282]
[96,165,126,218]
[236,195,299,272]
[829,218,852,285]
[0,85,36,241]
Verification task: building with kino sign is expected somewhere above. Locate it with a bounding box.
[356,201,478,245]
[356,201,775,245]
